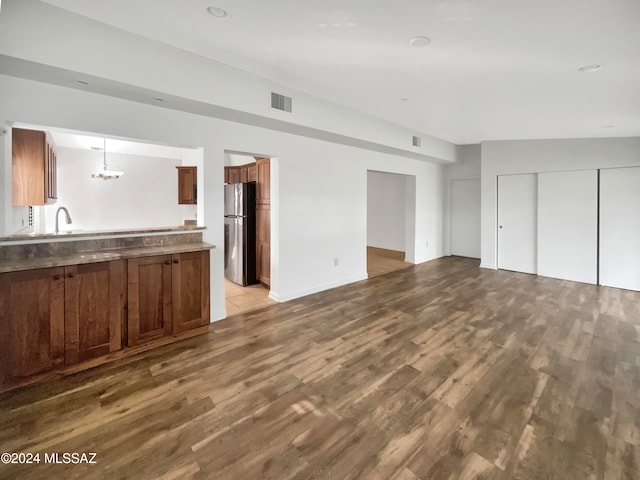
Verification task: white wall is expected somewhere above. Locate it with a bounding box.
[41,148,184,232]
[225,153,256,167]
[0,74,446,317]
[444,144,481,256]
[481,138,640,269]
[367,171,406,252]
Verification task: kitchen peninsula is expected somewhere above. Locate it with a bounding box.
[0,226,213,392]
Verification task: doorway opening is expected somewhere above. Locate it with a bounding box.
[366,170,415,277]
[223,151,276,316]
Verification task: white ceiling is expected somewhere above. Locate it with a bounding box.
[41,0,640,145]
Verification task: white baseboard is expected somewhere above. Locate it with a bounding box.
[270,273,368,303]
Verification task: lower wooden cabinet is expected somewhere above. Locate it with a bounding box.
[0,260,124,384]
[65,261,124,364]
[0,249,210,389]
[0,267,65,382]
[127,255,173,346]
[127,250,210,346]
[172,250,210,333]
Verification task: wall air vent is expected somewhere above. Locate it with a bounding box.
[271,92,292,112]
[412,136,421,147]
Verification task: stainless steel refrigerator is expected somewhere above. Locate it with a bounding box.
[224,182,258,286]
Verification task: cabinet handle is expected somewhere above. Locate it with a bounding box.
[173,259,179,264]
[68,272,75,278]
[53,274,62,280]
[164,260,171,265]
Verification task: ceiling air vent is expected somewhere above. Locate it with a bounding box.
[412,136,421,147]
[271,92,292,112]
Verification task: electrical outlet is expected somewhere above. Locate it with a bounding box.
[426,241,429,247]
[333,258,339,266]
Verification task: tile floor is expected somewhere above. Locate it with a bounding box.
[225,280,276,317]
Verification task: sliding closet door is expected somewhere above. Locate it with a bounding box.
[600,167,640,291]
[497,174,537,274]
[538,170,598,284]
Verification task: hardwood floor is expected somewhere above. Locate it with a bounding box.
[367,246,413,278]
[1,256,639,479]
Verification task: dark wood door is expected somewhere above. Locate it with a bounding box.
[127,255,173,346]
[64,261,124,364]
[256,205,271,286]
[0,268,65,384]
[172,250,210,333]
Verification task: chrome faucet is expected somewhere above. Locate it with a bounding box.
[55,206,72,234]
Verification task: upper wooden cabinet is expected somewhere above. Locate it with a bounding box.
[12,127,57,206]
[224,164,257,184]
[247,164,257,182]
[176,166,197,204]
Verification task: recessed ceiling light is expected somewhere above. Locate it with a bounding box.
[602,124,615,128]
[154,97,165,102]
[577,64,603,73]
[401,98,410,102]
[409,36,431,47]
[76,80,89,86]
[207,6,229,18]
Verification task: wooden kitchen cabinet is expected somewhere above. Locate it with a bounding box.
[172,250,210,333]
[0,261,124,384]
[176,166,197,204]
[127,250,210,345]
[255,158,271,204]
[255,158,271,286]
[0,267,65,383]
[127,255,173,346]
[12,127,57,206]
[64,261,124,364]
[256,205,271,286]
[247,164,257,182]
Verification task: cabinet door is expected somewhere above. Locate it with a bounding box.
[0,268,65,384]
[255,158,271,204]
[247,164,257,182]
[172,250,210,333]
[64,261,124,364]
[177,166,197,204]
[45,133,57,204]
[224,166,230,184]
[127,255,173,346]
[239,166,248,183]
[256,205,271,286]
[228,167,240,184]
[12,128,47,206]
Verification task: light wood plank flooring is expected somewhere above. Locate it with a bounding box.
[367,246,413,278]
[1,256,640,479]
